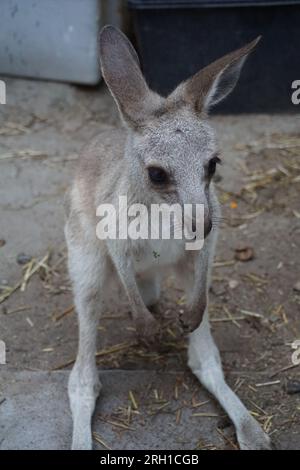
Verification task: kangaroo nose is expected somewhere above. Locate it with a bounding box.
[204,218,212,238]
[191,217,212,238]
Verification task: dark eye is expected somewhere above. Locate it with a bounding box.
[207,154,221,178]
[148,166,169,185]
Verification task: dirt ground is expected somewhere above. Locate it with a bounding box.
[0,78,300,449]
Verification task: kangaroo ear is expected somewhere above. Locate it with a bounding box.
[99,25,162,129]
[172,37,261,113]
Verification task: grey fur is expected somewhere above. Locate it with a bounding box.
[65,26,270,450]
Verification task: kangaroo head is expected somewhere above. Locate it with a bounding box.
[99,26,260,238]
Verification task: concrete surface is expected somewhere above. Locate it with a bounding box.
[0,370,222,450]
[0,78,300,450]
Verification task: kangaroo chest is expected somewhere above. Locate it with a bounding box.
[132,238,185,274]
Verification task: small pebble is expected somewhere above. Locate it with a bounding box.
[16,253,32,265]
[286,380,300,395]
[235,246,254,262]
[229,279,239,289]
[293,281,300,293]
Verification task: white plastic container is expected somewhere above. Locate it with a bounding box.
[0,0,102,84]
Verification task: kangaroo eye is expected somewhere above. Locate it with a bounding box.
[148,166,169,185]
[207,155,221,178]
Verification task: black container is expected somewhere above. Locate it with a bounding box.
[128,0,300,112]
